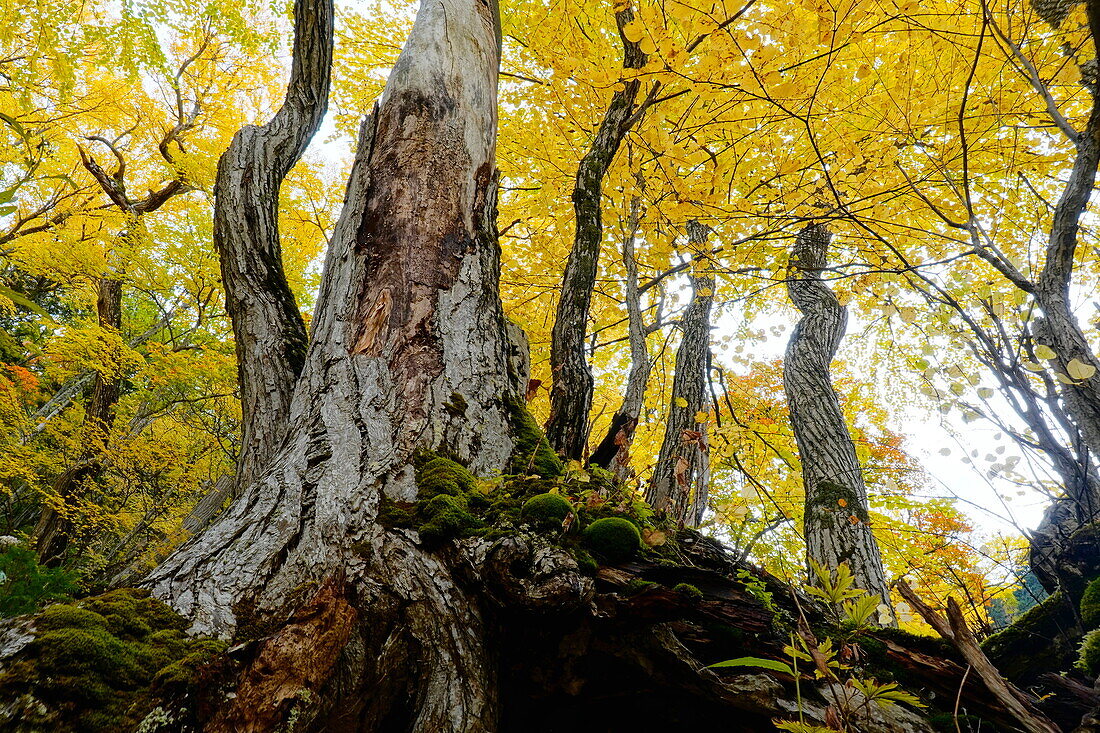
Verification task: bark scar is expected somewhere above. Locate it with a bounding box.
[353,289,393,355]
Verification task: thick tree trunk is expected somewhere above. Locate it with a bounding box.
[146,0,519,726]
[590,198,650,478]
[213,0,332,492]
[646,222,713,526]
[545,12,647,460]
[782,223,889,606]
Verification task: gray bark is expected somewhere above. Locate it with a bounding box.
[645,221,713,526]
[146,0,518,726]
[545,10,647,460]
[589,198,651,479]
[213,0,332,492]
[782,223,889,606]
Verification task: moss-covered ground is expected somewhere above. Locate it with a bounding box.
[378,445,688,574]
[0,588,225,732]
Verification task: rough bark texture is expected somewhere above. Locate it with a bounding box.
[213,0,332,492]
[590,198,650,478]
[545,11,647,460]
[646,222,713,526]
[782,223,889,605]
[1025,0,1100,585]
[145,0,518,727]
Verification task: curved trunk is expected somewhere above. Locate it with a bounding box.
[214,0,333,492]
[590,198,650,477]
[545,11,647,460]
[645,221,713,526]
[782,223,889,606]
[146,0,517,725]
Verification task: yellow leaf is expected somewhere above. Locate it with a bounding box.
[1067,358,1097,380]
[1034,344,1057,360]
[622,20,645,43]
[1055,372,1078,385]
[694,410,710,422]
[675,397,688,408]
[638,37,657,55]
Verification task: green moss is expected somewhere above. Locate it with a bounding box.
[1078,628,1100,675]
[0,589,226,732]
[377,497,416,529]
[504,395,563,477]
[625,579,658,595]
[928,713,986,732]
[810,480,869,523]
[981,589,1078,682]
[37,604,109,632]
[1082,577,1100,630]
[582,517,641,564]
[520,492,573,529]
[573,548,599,576]
[416,457,477,498]
[673,583,704,602]
[443,392,468,417]
[418,494,484,546]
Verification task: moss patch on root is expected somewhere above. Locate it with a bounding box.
[520,493,573,529]
[1078,628,1100,675]
[0,588,225,732]
[504,395,563,477]
[583,517,642,564]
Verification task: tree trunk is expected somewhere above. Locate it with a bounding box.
[545,11,647,460]
[146,0,519,725]
[213,0,332,492]
[33,269,123,562]
[782,222,889,606]
[589,197,650,478]
[645,222,713,526]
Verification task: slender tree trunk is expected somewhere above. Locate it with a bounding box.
[214,0,333,492]
[590,197,650,478]
[146,0,520,726]
[545,12,647,460]
[645,222,713,526]
[1032,84,1100,523]
[34,271,123,561]
[782,223,889,606]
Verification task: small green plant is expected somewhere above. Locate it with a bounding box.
[735,568,775,611]
[0,542,79,617]
[805,560,889,630]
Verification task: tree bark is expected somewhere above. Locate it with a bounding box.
[589,197,650,478]
[782,222,890,606]
[545,11,647,460]
[213,0,333,492]
[146,0,519,726]
[646,221,713,526]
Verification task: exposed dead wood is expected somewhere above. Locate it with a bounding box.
[898,580,1061,733]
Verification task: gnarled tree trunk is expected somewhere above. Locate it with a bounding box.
[645,221,714,526]
[213,0,332,493]
[782,222,889,606]
[146,0,520,726]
